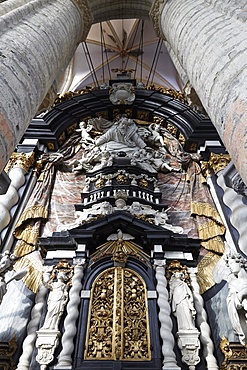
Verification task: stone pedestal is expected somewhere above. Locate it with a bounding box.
[36,329,61,369]
[177,330,200,370]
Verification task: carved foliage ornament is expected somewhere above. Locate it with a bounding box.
[5,152,35,173]
[208,152,231,174]
[149,0,166,39]
[84,267,151,361]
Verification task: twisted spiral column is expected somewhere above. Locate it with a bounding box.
[56,259,86,368]
[188,267,218,370]
[16,267,50,370]
[154,259,180,370]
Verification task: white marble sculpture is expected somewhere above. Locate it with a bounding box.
[41,271,69,331]
[36,270,70,370]
[0,251,26,305]
[76,121,95,147]
[224,252,247,345]
[68,115,184,175]
[95,116,147,154]
[169,271,200,370]
[169,272,196,331]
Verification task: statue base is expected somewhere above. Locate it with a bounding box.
[177,329,200,370]
[36,329,61,369]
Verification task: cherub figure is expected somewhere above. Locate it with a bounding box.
[76,121,95,147]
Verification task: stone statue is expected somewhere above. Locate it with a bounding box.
[169,272,196,331]
[41,271,69,331]
[0,251,26,305]
[76,121,95,147]
[224,252,247,345]
[95,116,146,154]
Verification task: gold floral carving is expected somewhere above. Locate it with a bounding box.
[116,174,128,184]
[166,260,190,285]
[138,178,149,188]
[208,152,231,174]
[84,267,151,361]
[5,152,35,173]
[0,335,17,370]
[95,177,105,189]
[220,336,247,370]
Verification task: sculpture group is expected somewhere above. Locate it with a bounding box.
[69,115,192,174]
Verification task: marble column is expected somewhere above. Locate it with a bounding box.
[16,266,51,370]
[151,0,247,186]
[154,259,181,370]
[0,0,92,172]
[188,267,219,370]
[55,258,86,369]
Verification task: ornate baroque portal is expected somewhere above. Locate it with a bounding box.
[84,267,151,361]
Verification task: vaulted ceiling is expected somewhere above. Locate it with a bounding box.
[58,19,183,94]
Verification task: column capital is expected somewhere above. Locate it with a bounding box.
[150,0,167,39]
[72,0,93,41]
[153,259,167,269]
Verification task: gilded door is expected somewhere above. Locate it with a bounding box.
[84,267,151,361]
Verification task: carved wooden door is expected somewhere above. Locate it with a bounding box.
[84,267,151,361]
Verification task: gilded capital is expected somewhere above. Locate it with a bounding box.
[149,0,166,39]
[7,152,35,173]
[208,152,231,174]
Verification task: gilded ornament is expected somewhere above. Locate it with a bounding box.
[178,133,185,146]
[89,234,150,267]
[220,336,247,370]
[58,132,66,146]
[137,111,150,121]
[166,260,190,284]
[167,123,177,136]
[208,152,231,174]
[67,123,78,135]
[47,142,55,150]
[84,267,151,361]
[200,161,212,177]
[116,174,128,184]
[6,152,35,173]
[95,177,105,189]
[138,178,149,188]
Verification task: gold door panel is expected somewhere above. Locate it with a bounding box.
[84,267,151,361]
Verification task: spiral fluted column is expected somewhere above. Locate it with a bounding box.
[154,259,180,370]
[55,259,86,368]
[16,267,50,370]
[0,152,34,241]
[188,267,218,370]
